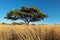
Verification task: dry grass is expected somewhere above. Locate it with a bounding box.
[0,24,60,40]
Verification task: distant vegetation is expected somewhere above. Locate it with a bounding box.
[1,22,7,24]
[12,22,25,25]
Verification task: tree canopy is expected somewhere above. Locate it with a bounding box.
[5,6,48,24]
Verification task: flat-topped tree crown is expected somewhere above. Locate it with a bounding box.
[5,6,48,24]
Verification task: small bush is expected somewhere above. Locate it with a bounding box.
[12,22,24,25]
[19,22,25,25]
[12,22,19,25]
[2,22,7,24]
[31,24,35,25]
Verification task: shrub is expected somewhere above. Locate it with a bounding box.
[2,22,7,24]
[12,22,24,25]
[19,22,25,25]
[31,24,35,25]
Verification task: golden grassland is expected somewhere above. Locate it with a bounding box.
[0,24,60,40]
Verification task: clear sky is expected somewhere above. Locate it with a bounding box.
[0,0,60,24]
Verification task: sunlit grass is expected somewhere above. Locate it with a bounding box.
[0,24,60,40]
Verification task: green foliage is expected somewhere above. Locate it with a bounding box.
[19,22,25,25]
[12,22,19,25]
[12,22,24,25]
[5,6,48,24]
[31,24,35,25]
[2,22,7,24]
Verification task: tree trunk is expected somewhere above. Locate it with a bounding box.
[26,21,29,25]
[24,19,30,25]
[24,21,29,25]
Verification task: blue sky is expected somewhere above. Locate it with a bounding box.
[0,0,60,24]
